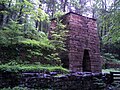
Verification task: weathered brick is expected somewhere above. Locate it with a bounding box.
[50,12,102,73]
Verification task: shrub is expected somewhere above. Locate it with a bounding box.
[0,31,61,65]
[102,53,120,69]
[103,53,120,63]
[0,64,69,73]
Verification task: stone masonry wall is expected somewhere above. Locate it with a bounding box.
[50,12,102,73]
[0,71,105,90]
[61,12,102,73]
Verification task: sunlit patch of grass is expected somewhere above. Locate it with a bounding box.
[0,64,69,73]
[102,68,120,73]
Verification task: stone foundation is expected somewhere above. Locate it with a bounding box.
[0,71,105,90]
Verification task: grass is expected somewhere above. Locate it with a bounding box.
[0,64,69,73]
[0,87,28,90]
[102,68,120,73]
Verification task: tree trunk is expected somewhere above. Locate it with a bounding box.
[0,4,6,27]
[63,0,67,12]
[17,5,23,24]
[6,0,12,24]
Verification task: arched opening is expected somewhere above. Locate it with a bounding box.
[61,58,69,69]
[60,52,69,69]
[82,49,91,72]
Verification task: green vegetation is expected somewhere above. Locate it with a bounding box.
[102,53,120,68]
[96,0,120,67]
[93,77,106,89]
[103,53,120,63]
[0,0,120,72]
[0,0,67,66]
[0,0,120,89]
[102,68,120,73]
[0,87,28,90]
[0,63,69,73]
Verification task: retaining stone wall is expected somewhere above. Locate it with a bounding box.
[0,71,107,90]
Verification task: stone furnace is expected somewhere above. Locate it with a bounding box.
[50,12,102,73]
